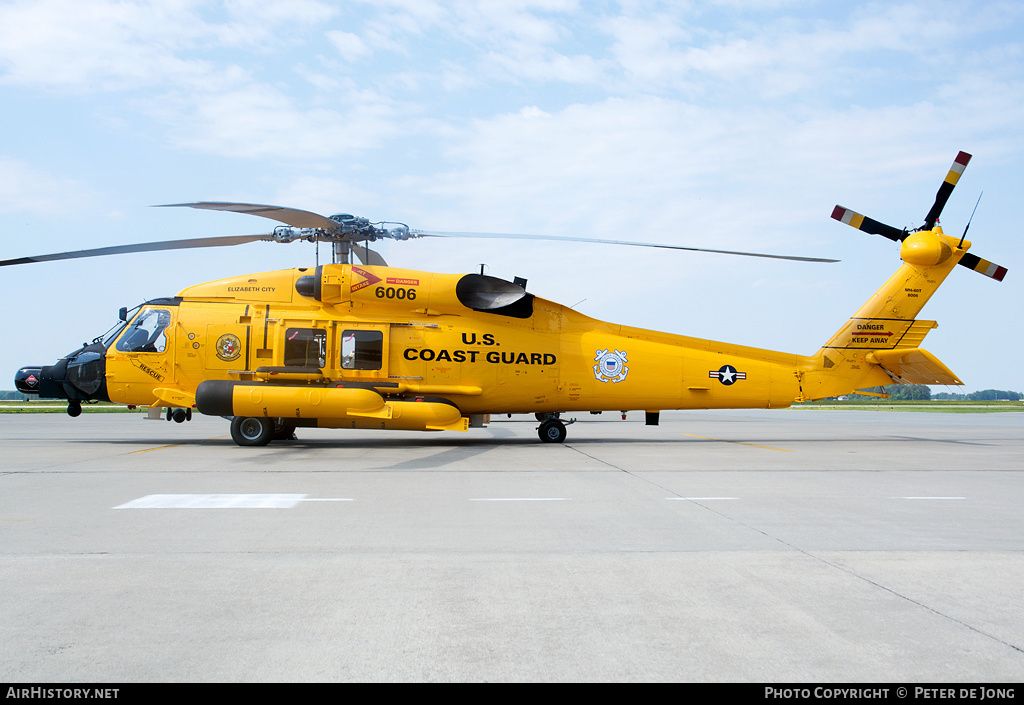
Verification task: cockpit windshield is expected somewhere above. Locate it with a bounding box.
[98,320,128,349]
[115,307,172,353]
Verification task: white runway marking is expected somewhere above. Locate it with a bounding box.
[115,494,311,509]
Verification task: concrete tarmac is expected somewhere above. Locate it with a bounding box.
[1,409,1022,682]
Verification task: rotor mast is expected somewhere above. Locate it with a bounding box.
[333,241,351,265]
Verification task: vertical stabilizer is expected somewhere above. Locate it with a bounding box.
[800,228,965,399]
[797,152,1006,401]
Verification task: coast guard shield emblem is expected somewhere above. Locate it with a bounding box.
[594,349,629,383]
[215,333,242,362]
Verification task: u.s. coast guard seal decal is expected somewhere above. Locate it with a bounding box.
[594,349,629,383]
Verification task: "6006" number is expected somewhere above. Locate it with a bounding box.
[375,286,417,301]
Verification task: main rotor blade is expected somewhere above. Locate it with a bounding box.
[157,202,340,232]
[831,206,907,242]
[924,151,971,230]
[352,244,388,266]
[0,233,274,267]
[408,230,838,263]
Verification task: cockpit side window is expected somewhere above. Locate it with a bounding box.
[115,308,171,353]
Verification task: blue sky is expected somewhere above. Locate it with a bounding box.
[1,0,1022,394]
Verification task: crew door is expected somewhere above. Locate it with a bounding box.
[106,306,176,404]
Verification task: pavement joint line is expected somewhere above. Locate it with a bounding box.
[683,433,794,452]
[806,551,1024,657]
[566,444,731,506]
[131,444,185,454]
[666,497,739,500]
[674,490,1024,657]
[469,497,571,501]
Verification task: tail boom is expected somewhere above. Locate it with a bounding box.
[798,226,969,400]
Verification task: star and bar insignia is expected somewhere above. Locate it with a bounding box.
[709,365,746,386]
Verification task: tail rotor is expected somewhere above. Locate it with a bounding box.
[830,150,1007,282]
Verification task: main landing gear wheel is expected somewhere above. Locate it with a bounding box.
[538,418,567,443]
[230,416,274,446]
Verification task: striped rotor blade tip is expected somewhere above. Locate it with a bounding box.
[831,205,864,228]
[831,206,904,242]
[925,150,973,228]
[959,252,1007,282]
[946,151,972,186]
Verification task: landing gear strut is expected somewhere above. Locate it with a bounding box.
[272,419,297,441]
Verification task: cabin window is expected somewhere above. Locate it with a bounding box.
[284,328,326,368]
[115,308,171,353]
[341,330,383,370]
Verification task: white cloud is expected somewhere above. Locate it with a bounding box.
[481,47,605,85]
[0,0,214,91]
[271,175,382,214]
[327,30,372,61]
[602,1,1014,101]
[0,158,96,215]
[146,82,406,159]
[0,0,336,91]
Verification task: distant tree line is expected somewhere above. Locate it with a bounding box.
[0,391,29,401]
[820,386,1022,402]
[932,389,1022,401]
[881,384,932,400]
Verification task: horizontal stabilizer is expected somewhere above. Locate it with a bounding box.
[864,348,962,386]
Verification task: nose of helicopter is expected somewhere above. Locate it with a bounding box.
[14,366,44,395]
[15,345,109,416]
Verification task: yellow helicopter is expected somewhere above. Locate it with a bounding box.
[5,152,1007,445]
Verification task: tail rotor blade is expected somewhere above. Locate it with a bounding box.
[830,206,907,242]
[924,151,971,229]
[958,253,1008,281]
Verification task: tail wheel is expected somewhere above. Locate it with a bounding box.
[538,418,567,443]
[230,416,273,447]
